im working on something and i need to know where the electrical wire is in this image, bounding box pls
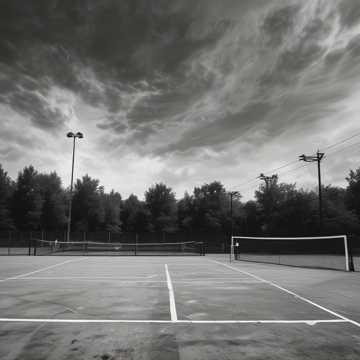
[320,131,360,152]
[229,132,360,195]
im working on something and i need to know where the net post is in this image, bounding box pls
[230,236,233,262]
[343,235,350,272]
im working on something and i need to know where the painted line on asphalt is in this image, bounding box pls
[0,318,348,325]
[3,275,159,281]
[165,264,178,321]
[211,260,360,329]
[0,258,88,283]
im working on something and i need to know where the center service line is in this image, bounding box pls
[211,260,360,329]
[165,264,178,322]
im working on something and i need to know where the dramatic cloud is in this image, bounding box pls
[1,0,360,199]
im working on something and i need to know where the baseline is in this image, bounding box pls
[0,318,348,325]
[211,260,360,328]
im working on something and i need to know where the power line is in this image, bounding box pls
[229,131,360,194]
[320,131,360,151]
[229,159,300,191]
[277,163,311,177]
[326,141,360,157]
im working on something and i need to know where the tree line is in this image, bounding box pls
[1,163,360,238]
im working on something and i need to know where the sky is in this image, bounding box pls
[1,0,360,200]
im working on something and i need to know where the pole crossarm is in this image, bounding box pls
[299,151,324,163]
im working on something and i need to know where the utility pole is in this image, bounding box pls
[66,131,84,242]
[258,173,278,190]
[299,150,325,234]
[258,173,278,233]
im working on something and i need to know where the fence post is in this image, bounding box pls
[135,233,138,256]
[28,231,32,256]
[8,230,11,255]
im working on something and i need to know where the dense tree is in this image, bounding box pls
[11,166,43,230]
[346,168,360,220]
[177,191,194,230]
[0,161,359,238]
[242,200,262,235]
[0,164,15,230]
[323,185,360,235]
[190,181,230,232]
[71,175,104,231]
[37,172,67,230]
[121,194,150,233]
[145,183,177,232]
[100,189,122,232]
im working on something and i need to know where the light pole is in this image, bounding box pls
[299,150,325,234]
[66,131,83,242]
[229,191,240,261]
[229,191,240,237]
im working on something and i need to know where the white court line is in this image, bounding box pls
[1,279,166,284]
[0,318,348,325]
[165,264,178,321]
[2,275,158,280]
[0,258,88,283]
[211,260,360,328]
[3,278,260,285]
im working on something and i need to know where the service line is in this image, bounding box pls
[211,260,360,329]
[165,264,178,322]
[0,258,88,283]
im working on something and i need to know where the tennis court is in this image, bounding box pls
[1,254,360,359]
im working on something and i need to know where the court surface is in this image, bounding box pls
[0,255,360,359]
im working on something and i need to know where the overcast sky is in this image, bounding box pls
[1,0,360,200]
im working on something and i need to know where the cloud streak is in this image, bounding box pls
[1,0,360,199]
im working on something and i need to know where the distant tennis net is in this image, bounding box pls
[32,239,205,256]
[230,235,351,271]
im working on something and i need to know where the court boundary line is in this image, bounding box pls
[165,264,178,321]
[0,318,348,325]
[0,275,159,280]
[1,277,261,284]
[211,260,360,328]
[0,258,88,283]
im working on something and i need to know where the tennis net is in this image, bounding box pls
[230,235,351,271]
[32,239,205,256]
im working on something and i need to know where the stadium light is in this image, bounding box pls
[66,131,84,242]
[299,150,325,234]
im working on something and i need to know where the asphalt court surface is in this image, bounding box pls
[0,255,360,359]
